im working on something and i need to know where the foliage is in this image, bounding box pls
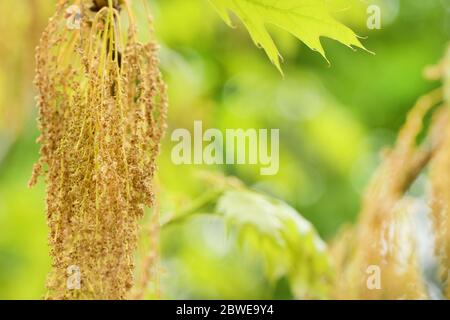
[157,175,332,299]
[208,0,367,73]
[217,189,332,298]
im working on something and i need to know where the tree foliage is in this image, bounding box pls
[209,0,367,73]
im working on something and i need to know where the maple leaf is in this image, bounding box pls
[209,0,368,73]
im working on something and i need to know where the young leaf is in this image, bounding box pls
[217,190,333,298]
[208,0,367,73]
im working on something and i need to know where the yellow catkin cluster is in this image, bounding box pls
[30,0,167,299]
[132,194,161,299]
[332,84,446,299]
[429,47,450,299]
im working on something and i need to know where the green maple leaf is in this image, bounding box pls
[209,0,368,73]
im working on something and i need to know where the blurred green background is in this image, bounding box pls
[0,0,448,299]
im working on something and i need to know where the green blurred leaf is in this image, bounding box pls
[208,0,367,73]
[216,189,333,298]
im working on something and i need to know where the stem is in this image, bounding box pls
[160,188,225,227]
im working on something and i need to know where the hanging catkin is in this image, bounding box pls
[0,0,50,143]
[331,87,445,299]
[30,0,167,299]
[429,46,450,299]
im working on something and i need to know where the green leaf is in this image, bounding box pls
[216,190,333,299]
[208,0,368,73]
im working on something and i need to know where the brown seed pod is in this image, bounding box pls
[30,0,167,299]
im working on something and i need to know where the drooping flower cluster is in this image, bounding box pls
[30,0,167,299]
[429,47,450,299]
[0,1,52,145]
[331,47,450,299]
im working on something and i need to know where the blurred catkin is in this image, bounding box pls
[331,46,450,299]
[30,0,167,299]
[0,1,52,154]
[430,46,450,299]
[331,77,446,300]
